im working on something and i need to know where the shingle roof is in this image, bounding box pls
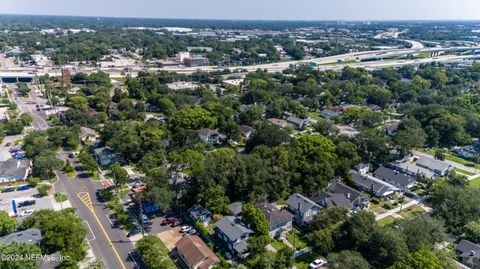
[0,159,31,180]
[416,157,451,173]
[255,203,293,227]
[310,191,353,209]
[374,166,412,188]
[0,228,42,245]
[286,116,309,126]
[175,235,219,269]
[93,146,116,156]
[79,126,97,138]
[214,216,253,242]
[351,170,399,196]
[456,239,480,257]
[227,202,243,216]
[286,193,320,214]
[328,181,367,205]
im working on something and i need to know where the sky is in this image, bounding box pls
[2,0,480,21]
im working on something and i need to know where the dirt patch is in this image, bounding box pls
[157,226,182,250]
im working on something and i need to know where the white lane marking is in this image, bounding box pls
[83,220,96,241]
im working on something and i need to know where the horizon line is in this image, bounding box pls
[1,13,480,23]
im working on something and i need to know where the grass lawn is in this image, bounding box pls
[307,111,322,122]
[86,171,101,181]
[378,216,396,226]
[54,192,69,203]
[293,251,318,269]
[66,170,77,177]
[271,241,288,251]
[287,229,309,250]
[455,168,475,176]
[469,176,480,187]
[399,204,425,219]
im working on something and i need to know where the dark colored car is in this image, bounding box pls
[68,153,75,158]
[1,188,15,193]
[16,185,32,191]
[127,227,141,237]
[161,216,179,226]
[18,200,36,208]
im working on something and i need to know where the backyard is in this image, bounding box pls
[286,229,309,250]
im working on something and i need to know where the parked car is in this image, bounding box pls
[18,200,36,208]
[309,259,327,269]
[68,153,75,158]
[161,216,179,226]
[18,209,34,217]
[1,188,15,193]
[180,226,192,233]
[172,219,182,227]
[16,185,32,191]
[187,229,197,235]
[127,227,141,237]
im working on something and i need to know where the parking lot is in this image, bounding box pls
[0,135,23,161]
[0,188,59,218]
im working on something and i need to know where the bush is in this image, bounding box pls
[27,178,41,187]
[54,193,69,203]
[371,197,381,204]
[37,185,51,196]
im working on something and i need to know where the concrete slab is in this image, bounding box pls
[157,226,182,251]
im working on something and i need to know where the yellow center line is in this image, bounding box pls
[77,192,127,269]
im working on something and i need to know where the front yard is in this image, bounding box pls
[286,229,309,250]
[398,204,425,219]
[293,251,319,269]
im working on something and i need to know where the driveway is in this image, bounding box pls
[157,226,182,251]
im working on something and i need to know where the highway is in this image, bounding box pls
[8,85,137,269]
[1,44,479,79]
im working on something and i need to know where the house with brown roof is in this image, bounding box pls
[175,235,220,269]
[256,203,294,238]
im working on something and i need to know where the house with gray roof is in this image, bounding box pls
[78,126,98,144]
[239,125,255,140]
[94,146,118,166]
[320,109,341,119]
[286,193,321,225]
[310,191,353,209]
[214,216,254,258]
[351,170,399,198]
[374,166,415,192]
[197,128,226,145]
[456,239,480,269]
[227,202,243,216]
[255,203,293,238]
[415,156,453,177]
[285,116,310,129]
[328,182,370,209]
[389,160,437,179]
[187,204,212,226]
[0,159,32,184]
[0,228,42,245]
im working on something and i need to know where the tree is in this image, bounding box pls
[364,227,408,268]
[434,149,445,161]
[313,118,339,136]
[293,135,338,194]
[312,207,348,230]
[338,211,377,250]
[16,82,31,96]
[110,164,128,193]
[394,126,426,157]
[63,161,75,174]
[245,122,290,152]
[387,249,444,269]
[241,203,270,237]
[464,220,480,243]
[312,228,334,255]
[136,235,176,269]
[20,209,87,261]
[33,151,63,179]
[4,120,24,135]
[19,113,33,126]
[67,95,89,111]
[78,151,98,172]
[0,242,41,268]
[201,185,230,214]
[327,250,371,269]
[247,235,271,256]
[169,106,217,130]
[396,215,447,252]
[0,210,16,236]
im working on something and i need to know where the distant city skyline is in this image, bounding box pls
[3,0,480,21]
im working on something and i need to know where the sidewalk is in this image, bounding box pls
[375,198,422,221]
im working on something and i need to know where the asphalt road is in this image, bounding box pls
[10,86,138,269]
